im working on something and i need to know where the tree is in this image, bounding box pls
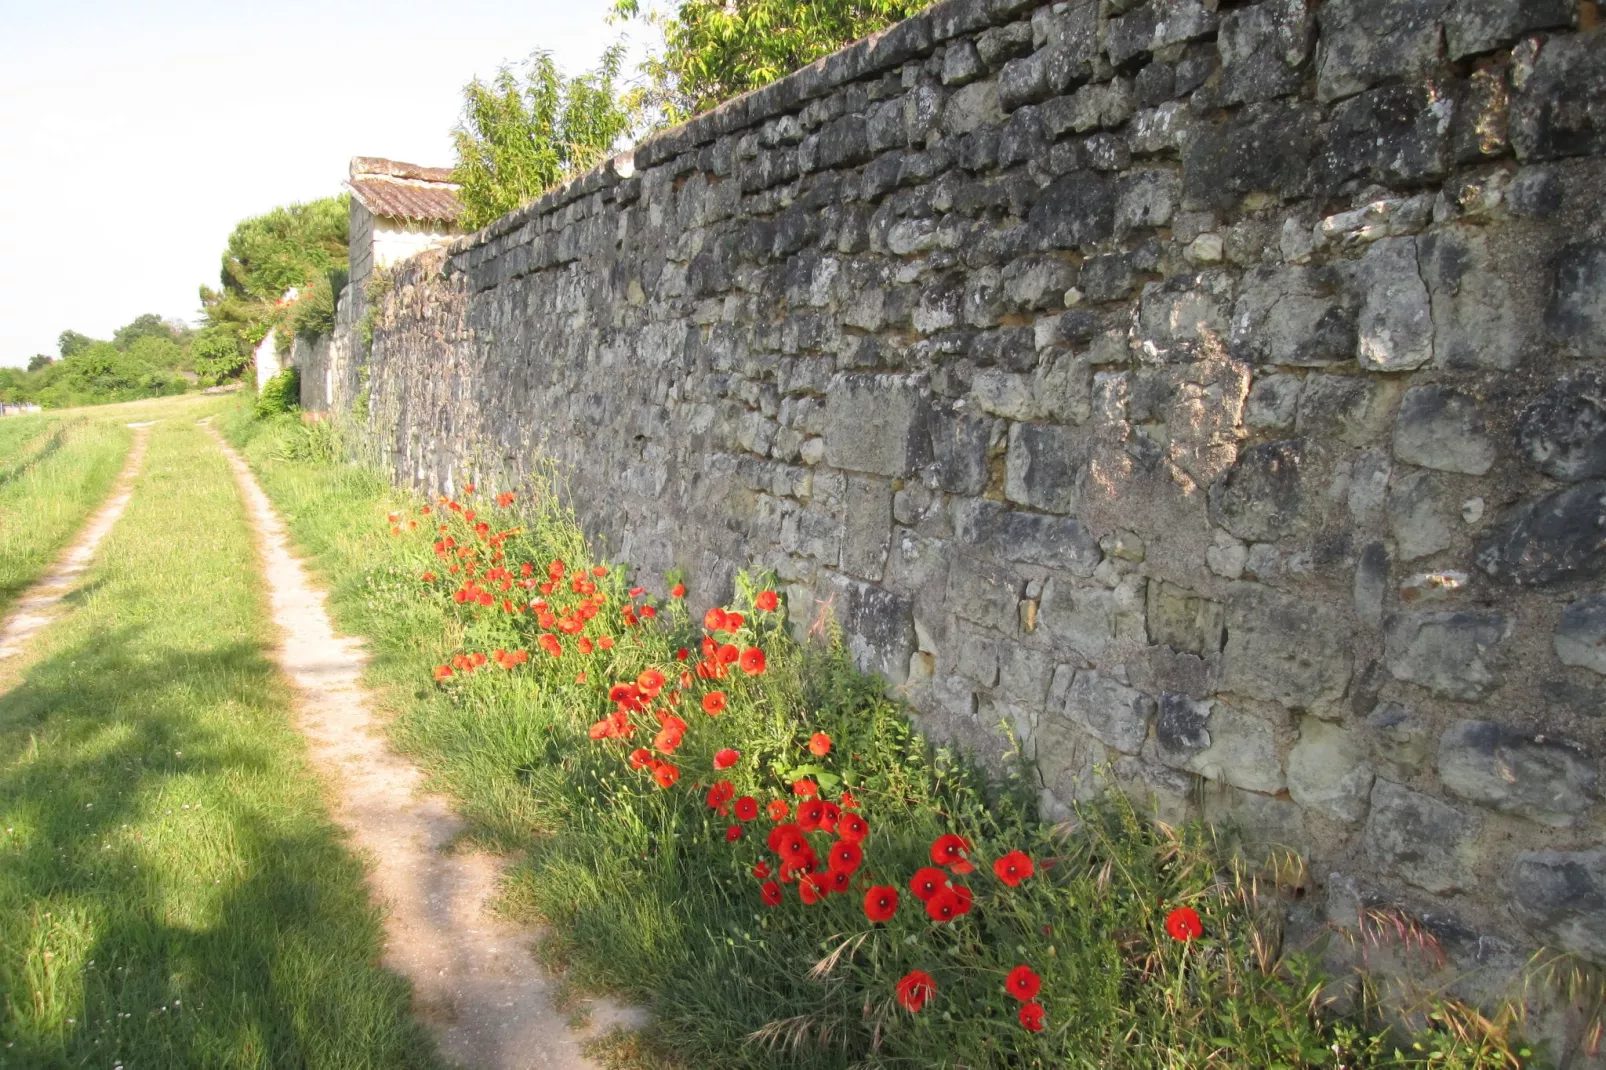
[26,354,54,372]
[191,329,250,382]
[452,47,638,230]
[112,313,187,350]
[58,330,98,358]
[201,197,348,353]
[614,0,930,120]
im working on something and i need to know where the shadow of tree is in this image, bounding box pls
[0,622,442,1069]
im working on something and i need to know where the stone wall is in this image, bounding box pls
[293,284,361,415]
[355,0,1606,996]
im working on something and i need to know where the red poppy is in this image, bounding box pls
[755,590,778,611]
[807,732,832,757]
[577,637,594,655]
[704,607,728,632]
[670,583,685,598]
[651,763,680,789]
[702,692,727,715]
[628,748,651,770]
[767,800,789,822]
[421,571,437,583]
[539,634,562,658]
[930,834,975,874]
[739,647,766,675]
[716,643,740,666]
[863,885,898,923]
[840,790,861,810]
[598,636,615,650]
[752,861,771,879]
[796,799,825,832]
[725,611,744,630]
[653,727,681,755]
[734,796,759,821]
[726,825,742,842]
[1005,965,1042,1002]
[433,665,453,681]
[676,647,689,660]
[895,970,935,1013]
[637,668,666,695]
[463,483,476,494]
[1165,906,1203,942]
[714,748,740,770]
[909,867,949,902]
[593,565,607,577]
[924,886,971,923]
[760,881,783,906]
[1018,1002,1045,1032]
[826,869,852,895]
[792,779,818,797]
[837,813,869,844]
[818,801,840,833]
[707,780,735,810]
[798,873,825,905]
[770,824,808,860]
[827,840,862,874]
[993,850,1035,887]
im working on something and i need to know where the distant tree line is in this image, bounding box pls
[4,314,194,408]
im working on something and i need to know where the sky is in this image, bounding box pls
[0,0,635,367]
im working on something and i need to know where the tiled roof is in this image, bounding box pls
[347,157,464,225]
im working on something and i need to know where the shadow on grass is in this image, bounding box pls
[0,421,69,492]
[0,623,440,1070]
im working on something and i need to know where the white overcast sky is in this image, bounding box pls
[0,0,633,366]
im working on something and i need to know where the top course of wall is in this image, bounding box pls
[357,0,1606,990]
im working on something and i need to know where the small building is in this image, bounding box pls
[345,157,466,301]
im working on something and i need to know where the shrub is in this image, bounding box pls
[254,367,300,418]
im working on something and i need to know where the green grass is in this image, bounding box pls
[0,414,59,468]
[0,413,440,1069]
[223,407,1532,1070]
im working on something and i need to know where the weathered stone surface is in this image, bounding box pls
[1367,701,1435,776]
[1231,265,1357,367]
[1544,241,1606,356]
[946,554,1023,633]
[824,373,929,476]
[1355,541,1389,628]
[1244,374,1301,429]
[1517,370,1606,482]
[1366,780,1480,893]
[1029,171,1116,248]
[1210,440,1310,542]
[944,80,1005,134]
[1153,699,1285,793]
[1147,580,1225,655]
[1419,224,1541,371]
[957,632,1001,684]
[1217,0,1313,105]
[1510,30,1606,161]
[1040,579,1116,659]
[1156,690,1212,755]
[1509,849,1606,963]
[1107,0,1220,66]
[1298,374,1400,447]
[1446,0,1570,58]
[1555,594,1606,676]
[1222,582,1353,711]
[955,499,1104,574]
[1060,669,1156,754]
[1288,719,1374,823]
[1392,385,1495,476]
[1476,482,1606,588]
[1320,83,1454,189]
[827,572,916,683]
[842,475,894,580]
[1438,719,1599,827]
[1182,101,1315,210]
[1005,422,1082,513]
[1384,610,1512,700]
[927,408,992,494]
[1316,0,1449,102]
[1354,237,1434,371]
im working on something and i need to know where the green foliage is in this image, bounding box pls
[254,366,300,418]
[616,0,931,120]
[56,330,96,358]
[200,196,349,355]
[452,47,638,230]
[25,355,53,373]
[111,312,190,351]
[190,328,249,383]
[8,313,199,407]
[286,266,349,343]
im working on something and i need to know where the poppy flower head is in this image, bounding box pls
[863,885,899,923]
[755,589,779,612]
[798,873,825,905]
[909,867,949,902]
[734,796,759,821]
[1005,965,1042,1002]
[637,668,666,696]
[713,748,740,770]
[670,583,685,598]
[826,869,851,894]
[993,850,1035,887]
[716,643,740,667]
[924,886,970,922]
[725,825,742,842]
[895,970,935,1013]
[759,880,783,907]
[651,763,680,789]
[792,779,818,797]
[433,665,453,681]
[739,647,766,675]
[766,800,790,822]
[827,839,862,874]
[817,801,840,833]
[724,611,744,630]
[931,833,975,874]
[703,607,728,632]
[1018,1002,1045,1032]
[1165,906,1203,942]
[707,780,735,810]
[701,691,727,716]
[752,860,771,879]
[628,748,651,770]
[837,813,869,844]
[796,799,826,832]
[840,790,861,810]
[807,732,832,757]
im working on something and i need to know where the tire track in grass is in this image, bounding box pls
[0,422,151,660]
[207,422,640,1070]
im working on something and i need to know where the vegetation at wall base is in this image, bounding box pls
[224,404,1539,1070]
[254,367,301,419]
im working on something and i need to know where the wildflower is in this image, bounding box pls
[796,799,825,832]
[593,565,606,577]
[701,691,727,715]
[713,748,740,770]
[463,482,476,494]
[725,825,742,842]
[725,612,744,630]
[716,643,740,666]
[931,834,975,874]
[640,605,657,619]
[637,668,666,696]
[598,636,614,650]
[895,970,935,1013]
[704,607,728,632]
[818,801,840,833]
[496,491,515,507]
[807,732,831,757]
[924,885,972,923]
[433,665,453,681]
[628,748,651,770]
[707,780,735,810]
[670,583,685,598]
[760,880,783,906]
[863,885,899,923]
[651,763,680,789]
[1005,965,1042,1002]
[755,590,778,611]
[740,647,766,675]
[752,861,770,879]
[539,634,562,658]
[676,647,689,661]
[837,813,869,844]
[421,571,436,583]
[629,586,646,597]
[994,850,1035,887]
[1018,1002,1045,1032]
[771,825,809,863]
[577,637,594,655]
[792,779,818,797]
[1165,906,1203,942]
[734,796,758,821]
[766,800,789,822]
[909,867,948,902]
[840,790,860,810]
[827,840,862,874]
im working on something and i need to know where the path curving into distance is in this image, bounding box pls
[0,421,154,660]
[208,421,641,1070]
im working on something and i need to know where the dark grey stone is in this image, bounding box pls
[1156,691,1211,755]
[1510,849,1606,963]
[1028,170,1116,248]
[1507,165,1564,218]
[1182,100,1316,211]
[946,553,1023,632]
[1451,69,1510,162]
[1510,29,1606,161]
[956,500,1104,574]
[1556,594,1606,676]
[829,571,917,683]
[943,40,986,85]
[1080,253,1137,303]
[1447,0,1571,58]
[1298,374,1398,447]
[1210,440,1309,542]
[1393,386,1495,476]
[1518,370,1606,482]
[977,21,1034,68]
[823,373,931,477]
[1476,482,1606,588]
[1107,0,1220,66]
[1366,780,1480,893]
[927,407,992,495]
[1355,541,1390,628]
[1005,422,1083,513]
[1320,83,1455,190]
[1316,0,1450,102]
[1232,265,1357,367]
[1135,60,1175,106]
[1545,242,1606,356]
[1384,610,1513,700]
[1218,0,1314,105]
[1438,719,1599,826]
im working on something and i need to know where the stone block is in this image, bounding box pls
[1028,171,1117,249]
[1107,0,1220,66]
[1355,541,1389,629]
[1231,265,1357,367]
[1438,719,1598,827]
[1244,375,1301,430]
[1298,374,1401,448]
[841,475,893,581]
[1040,579,1115,660]
[1365,779,1480,894]
[1518,370,1606,482]
[1392,386,1495,476]
[1556,595,1606,676]
[1210,440,1310,542]
[942,40,986,85]
[823,373,929,477]
[1384,610,1512,700]
[1222,582,1353,712]
[957,633,1001,685]
[946,554,1022,633]
[1147,580,1225,655]
[1320,83,1454,190]
[1354,237,1434,371]
[1510,30,1606,161]
[1544,241,1606,357]
[999,644,1055,707]
[955,498,1104,575]
[1113,169,1181,236]
[1451,69,1510,162]
[1315,0,1450,102]
[1005,422,1082,514]
[1387,468,1459,562]
[1476,481,1606,589]
[926,407,992,495]
[826,571,916,684]
[1446,0,1570,58]
[943,80,1005,135]
[1509,849,1606,963]
[1366,701,1435,777]
[1152,698,1285,793]
[1420,224,1544,372]
[1060,669,1156,755]
[1288,719,1374,823]
[1182,100,1316,211]
[1217,0,1314,105]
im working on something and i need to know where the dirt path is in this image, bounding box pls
[209,424,640,1070]
[0,422,153,660]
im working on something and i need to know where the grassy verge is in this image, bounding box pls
[0,415,440,1069]
[224,407,1530,1070]
[0,414,59,469]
